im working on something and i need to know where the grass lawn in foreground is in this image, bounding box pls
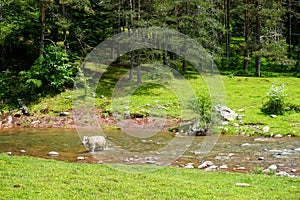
[0,154,299,199]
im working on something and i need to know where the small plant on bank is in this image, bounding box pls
[252,167,264,175]
[261,84,286,115]
[189,92,213,126]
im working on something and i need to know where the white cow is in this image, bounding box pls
[82,136,108,153]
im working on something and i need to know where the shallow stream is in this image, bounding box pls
[0,128,299,175]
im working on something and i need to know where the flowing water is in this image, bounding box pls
[0,128,299,175]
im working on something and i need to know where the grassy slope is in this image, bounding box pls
[0,154,299,199]
[29,67,300,136]
[223,76,300,136]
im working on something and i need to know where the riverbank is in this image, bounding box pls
[1,76,299,136]
[0,110,182,130]
[0,153,299,199]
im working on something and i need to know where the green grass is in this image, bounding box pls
[0,153,299,199]
[223,76,300,136]
[28,66,300,136]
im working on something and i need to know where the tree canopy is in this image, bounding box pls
[0,0,300,108]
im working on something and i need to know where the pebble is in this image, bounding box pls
[203,161,214,166]
[59,112,69,117]
[235,166,246,170]
[276,171,290,177]
[268,164,277,170]
[219,165,228,169]
[184,163,194,168]
[31,120,40,125]
[77,156,85,161]
[20,150,26,153]
[241,143,251,147]
[235,183,250,187]
[274,134,282,138]
[204,165,218,171]
[254,138,270,142]
[294,148,300,152]
[47,151,59,156]
[146,160,156,164]
[198,163,207,169]
[291,169,296,173]
[6,152,12,156]
[270,114,277,118]
[198,161,214,169]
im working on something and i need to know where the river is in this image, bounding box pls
[0,128,299,175]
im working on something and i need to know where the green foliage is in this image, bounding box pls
[188,92,212,126]
[20,45,75,94]
[261,84,286,115]
[252,167,264,175]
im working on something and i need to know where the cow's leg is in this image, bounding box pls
[90,145,95,153]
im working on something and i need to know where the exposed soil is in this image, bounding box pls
[0,110,182,130]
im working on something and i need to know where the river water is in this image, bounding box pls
[0,128,299,175]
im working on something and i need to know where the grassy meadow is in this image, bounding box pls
[0,154,299,199]
[30,65,300,136]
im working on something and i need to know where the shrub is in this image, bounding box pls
[189,92,213,126]
[261,84,286,115]
[19,45,76,96]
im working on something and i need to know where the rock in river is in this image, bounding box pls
[48,151,59,156]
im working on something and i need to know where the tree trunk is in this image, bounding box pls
[61,3,67,51]
[116,0,121,63]
[288,0,292,58]
[243,0,249,71]
[0,4,5,66]
[137,50,142,85]
[225,0,231,59]
[111,40,115,60]
[255,1,261,77]
[129,51,134,81]
[255,56,261,77]
[137,0,141,21]
[182,37,187,71]
[40,1,46,56]
[297,41,300,69]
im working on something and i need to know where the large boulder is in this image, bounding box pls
[213,105,238,121]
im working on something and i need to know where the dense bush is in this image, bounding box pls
[0,45,77,108]
[261,84,286,115]
[18,45,77,97]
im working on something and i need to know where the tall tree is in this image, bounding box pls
[225,0,231,59]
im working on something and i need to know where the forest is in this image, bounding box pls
[0,0,300,109]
